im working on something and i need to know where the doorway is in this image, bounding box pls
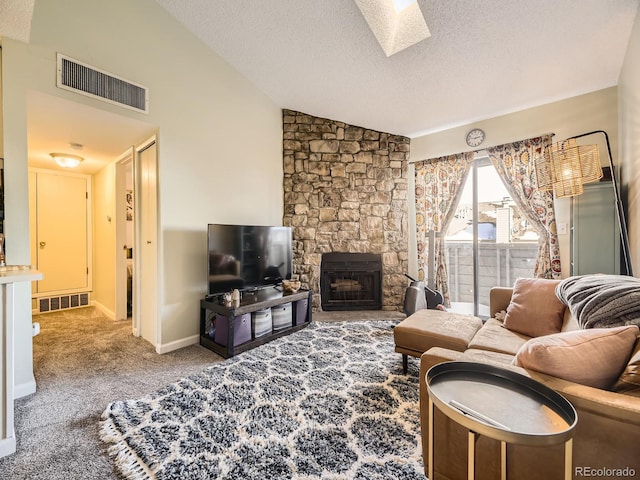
[115,148,134,322]
[114,137,159,348]
[26,92,158,345]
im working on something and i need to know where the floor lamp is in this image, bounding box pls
[535,130,633,276]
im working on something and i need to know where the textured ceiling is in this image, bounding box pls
[0,0,34,43]
[1,0,638,173]
[155,0,639,137]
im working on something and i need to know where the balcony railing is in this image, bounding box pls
[445,241,538,316]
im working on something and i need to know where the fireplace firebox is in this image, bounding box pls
[320,252,382,310]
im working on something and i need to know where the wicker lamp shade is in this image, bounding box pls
[536,139,603,199]
[574,142,603,184]
[553,177,584,198]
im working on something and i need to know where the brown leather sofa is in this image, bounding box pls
[419,287,640,480]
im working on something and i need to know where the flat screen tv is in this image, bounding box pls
[207,224,292,295]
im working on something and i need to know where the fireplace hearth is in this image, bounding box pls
[320,252,382,311]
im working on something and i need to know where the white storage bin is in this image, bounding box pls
[252,308,272,338]
[272,303,293,331]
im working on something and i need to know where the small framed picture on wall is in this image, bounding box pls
[126,190,133,221]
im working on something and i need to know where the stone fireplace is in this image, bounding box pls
[282,110,409,310]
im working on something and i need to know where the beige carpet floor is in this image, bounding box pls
[0,306,403,479]
[0,307,222,479]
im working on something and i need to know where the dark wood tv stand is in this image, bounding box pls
[199,287,312,358]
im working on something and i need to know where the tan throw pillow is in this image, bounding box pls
[612,336,640,397]
[513,325,639,389]
[503,278,566,337]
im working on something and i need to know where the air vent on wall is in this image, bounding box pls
[37,293,90,314]
[56,53,149,113]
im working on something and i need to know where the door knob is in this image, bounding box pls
[147,240,152,244]
[39,241,46,248]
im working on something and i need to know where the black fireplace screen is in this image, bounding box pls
[320,252,382,310]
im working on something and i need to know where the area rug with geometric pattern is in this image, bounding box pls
[100,320,427,480]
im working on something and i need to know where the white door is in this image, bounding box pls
[31,170,90,294]
[136,139,158,347]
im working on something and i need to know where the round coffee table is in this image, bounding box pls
[426,361,577,480]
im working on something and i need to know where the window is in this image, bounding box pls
[444,157,539,317]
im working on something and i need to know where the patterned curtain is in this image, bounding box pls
[486,135,561,278]
[414,152,474,306]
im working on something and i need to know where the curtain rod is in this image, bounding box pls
[472,132,556,154]
[410,132,557,162]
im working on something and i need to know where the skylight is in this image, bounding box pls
[354,0,430,57]
[392,0,416,13]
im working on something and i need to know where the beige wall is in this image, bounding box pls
[619,9,640,276]
[408,87,619,280]
[2,0,283,388]
[93,164,117,317]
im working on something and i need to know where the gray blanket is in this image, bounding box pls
[555,274,640,329]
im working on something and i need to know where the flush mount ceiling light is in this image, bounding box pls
[354,0,430,57]
[50,152,84,168]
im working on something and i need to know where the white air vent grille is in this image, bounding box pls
[38,293,90,313]
[57,54,148,113]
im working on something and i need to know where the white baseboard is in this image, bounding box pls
[14,378,36,399]
[0,436,16,458]
[93,301,115,320]
[156,334,199,354]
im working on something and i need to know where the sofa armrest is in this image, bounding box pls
[420,347,465,377]
[490,287,512,317]
[527,370,640,426]
[419,348,465,421]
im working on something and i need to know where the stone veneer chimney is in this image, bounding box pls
[282,110,409,310]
